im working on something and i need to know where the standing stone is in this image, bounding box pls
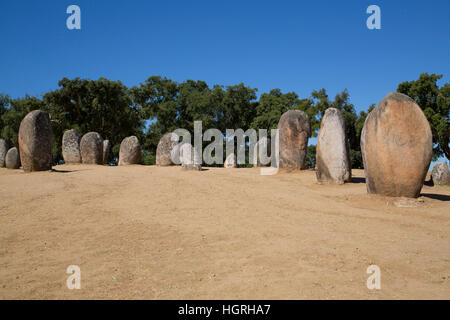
[156,132,179,166]
[118,136,141,165]
[278,110,311,169]
[224,153,237,168]
[180,143,202,170]
[431,162,450,185]
[316,108,351,184]
[18,110,53,172]
[62,129,81,164]
[361,92,432,198]
[252,137,272,167]
[5,147,20,169]
[0,139,8,168]
[103,140,111,165]
[80,132,103,164]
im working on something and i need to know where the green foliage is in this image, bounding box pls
[131,77,258,159]
[0,73,447,168]
[397,73,449,161]
[1,95,47,149]
[251,89,304,130]
[44,77,144,163]
[305,145,316,169]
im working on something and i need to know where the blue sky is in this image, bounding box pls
[0,0,448,115]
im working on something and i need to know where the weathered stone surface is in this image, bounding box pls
[18,110,53,172]
[118,136,141,165]
[278,110,311,169]
[103,140,111,165]
[361,92,432,198]
[156,133,179,166]
[80,132,103,164]
[62,129,81,164]
[316,108,351,184]
[180,143,202,170]
[0,139,8,168]
[252,137,271,167]
[431,162,450,185]
[5,147,20,169]
[224,153,237,168]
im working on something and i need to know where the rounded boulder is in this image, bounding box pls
[118,136,141,165]
[156,133,179,166]
[5,147,20,169]
[431,162,450,186]
[361,92,432,198]
[18,110,53,172]
[80,132,103,164]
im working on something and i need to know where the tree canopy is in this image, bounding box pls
[397,73,449,161]
[0,72,447,167]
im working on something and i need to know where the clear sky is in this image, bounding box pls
[0,0,449,115]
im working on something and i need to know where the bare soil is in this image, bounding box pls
[0,165,449,299]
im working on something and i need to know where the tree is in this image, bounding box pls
[44,77,144,163]
[1,95,47,149]
[397,73,449,161]
[252,89,306,130]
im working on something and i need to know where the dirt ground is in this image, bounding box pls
[0,165,449,299]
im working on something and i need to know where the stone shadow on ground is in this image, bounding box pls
[351,177,366,184]
[421,193,450,202]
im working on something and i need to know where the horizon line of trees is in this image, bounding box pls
[0,73,448,167]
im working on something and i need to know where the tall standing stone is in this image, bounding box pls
[180,143,202,170]
[431,162,450,185]
[62,129,81,164]
[5,147,20,169]
[0,139,8,168]
[361,92,432,198]
[316,108,351,184]
[278,110,311,169]
[118,136,141,165]
[18,110,53,172]
[156,132,179,166]
[80,132,103,164]
[103,140,111,165]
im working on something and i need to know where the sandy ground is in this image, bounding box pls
[0,165,449,300]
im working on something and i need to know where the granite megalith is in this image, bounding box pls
[431,162,450,185]
[278,110,311,169]
[156,132,179,166]
[361,92,432,198]
[80,132,103,164]
[0,139,8,168]
[18,110,53,172]
[118,136,141,165]
[316,108,351,184]
[5,147,20,169]
[62,129,81,164]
